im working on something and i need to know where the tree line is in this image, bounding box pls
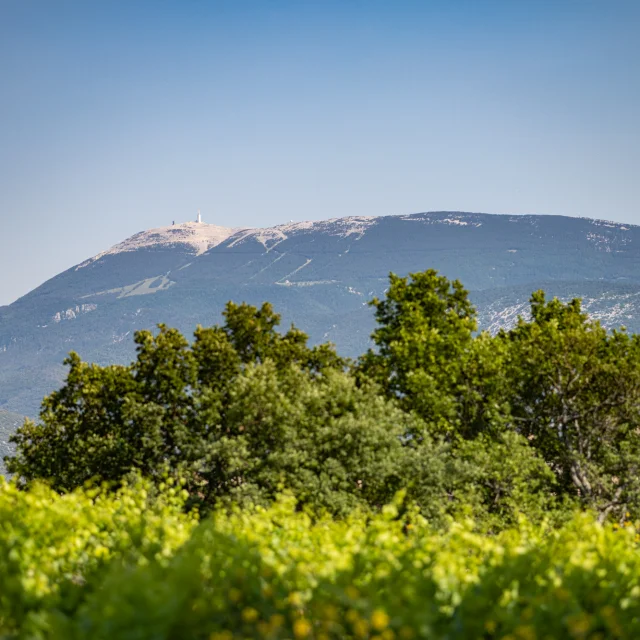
[7,269,640,528]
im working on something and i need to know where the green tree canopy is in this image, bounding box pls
[357,269,510,439]
[9,272,640,526]
[503,291,640,522]
[6,302,345,499]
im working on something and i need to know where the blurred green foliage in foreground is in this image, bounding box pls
[1,480,639,639]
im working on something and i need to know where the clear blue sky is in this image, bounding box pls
[1,0,639,305]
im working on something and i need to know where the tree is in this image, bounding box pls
[7,326,199,491]
[446,430,568,530]
[6,354,138,490]
[6,302,345,498]
[357,270,510,439]
[216,301,344,374]
[6,288,568,526]
[196,361,448,516]
[503,291,640,522]
[189,358,558,525]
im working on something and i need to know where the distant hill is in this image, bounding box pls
[3,211,640,417]
[0,410,24,475]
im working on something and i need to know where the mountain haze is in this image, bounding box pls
[3,211,640,416]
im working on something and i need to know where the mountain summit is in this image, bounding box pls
[3,211,640,416]
[77,221,242,265]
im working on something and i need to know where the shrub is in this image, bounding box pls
[0,487,629,639]
[0,476,195,638]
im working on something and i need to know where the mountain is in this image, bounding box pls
[3,211,640,417]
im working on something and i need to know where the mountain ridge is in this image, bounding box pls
[4,210,640,417]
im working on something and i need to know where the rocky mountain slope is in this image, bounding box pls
[3,211,640,417]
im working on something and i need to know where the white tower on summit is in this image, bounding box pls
[196,209,202,224]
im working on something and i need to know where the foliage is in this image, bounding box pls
[0,476,195,639]
[357,272,640,522]
[192,360,441,517]
[357,270,510,438]
[6,303,345,506]
[446,430,571,530]
[503,291,640,522]
[1,486,639,639]
[6,289,560,524]
[8,269,640,526]
[7,268,640,635]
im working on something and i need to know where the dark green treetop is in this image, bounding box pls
[357,269,510,439]
[503,291,640,522]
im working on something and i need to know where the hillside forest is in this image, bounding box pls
[4,269,640,639]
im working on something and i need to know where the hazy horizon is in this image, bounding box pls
[1,0,639,305]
